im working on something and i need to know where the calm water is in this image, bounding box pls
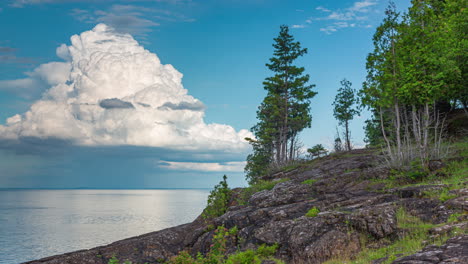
[0,189,210,264]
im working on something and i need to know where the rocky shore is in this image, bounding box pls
[25,149,467,264]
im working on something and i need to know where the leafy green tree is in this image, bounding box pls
[332,79,360,151]
[360,0,464,167]
[360,1,403,159]
[396,0,460,164]
[245,25,316,183]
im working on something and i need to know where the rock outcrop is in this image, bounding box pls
[393,235,468,263]
[24,149,467,264]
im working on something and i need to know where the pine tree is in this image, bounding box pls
[332,79,360,151]
[245,25,316,183]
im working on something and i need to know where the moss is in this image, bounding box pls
[301,179,317,185]
[305,206,320,217]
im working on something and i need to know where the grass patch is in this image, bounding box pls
[301,179,317,185]
[344,168,361,173]
[370,138,467,191]
[305,206,320,217]
[424,188,457,202]
[447,212,465,223]
[237,179,289,205]
[324,208,456,264]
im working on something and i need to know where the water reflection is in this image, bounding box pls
[0,189,209,264]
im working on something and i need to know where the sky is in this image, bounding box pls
[0,0,412,189]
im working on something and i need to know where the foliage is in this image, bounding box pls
[246,25,316,184]
[363,112,386,147]
[225,250,260,264]
[108,256,121,264]
[333,79,360,151]
[245,138,273,185]
[307,144,328,159]
[203,175,232,219]
[305,206,320,217]
[167,226,282,264]
[359,0,466,168]
[371,138,467,190]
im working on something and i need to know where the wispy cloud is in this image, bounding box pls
[316,6,331,13]
[308,0,378,34]
[159,161,246,172]
[0,46,35,64]
[70,4,193,38]
[10,0,192,8]
[292,24,306,29]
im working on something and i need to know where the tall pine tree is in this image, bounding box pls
[245,25,316,184]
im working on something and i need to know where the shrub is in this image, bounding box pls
[203,175,232,219]
[167,226,282,264]
[225,250,260,264]
[307,144,328,159]
[256,244,279,258]
[306,206,320,217]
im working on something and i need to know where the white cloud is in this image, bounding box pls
[159,161,246,172]
[0,61,71,99]
[349,0,377,13]
[316,6,331,13]
[292,24,306,29]
[0,24,252,152]
[309,0,378,34]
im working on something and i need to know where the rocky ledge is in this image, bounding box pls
[25,149,467,264]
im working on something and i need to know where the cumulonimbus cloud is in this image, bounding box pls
[0,24,252,152]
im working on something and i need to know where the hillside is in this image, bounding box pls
[26,142,467,264]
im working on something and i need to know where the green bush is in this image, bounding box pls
[256,244,279,258]
[167,226,282,264]
[203,175,232,219]
[226,250,260,264]
[306,207,320,217]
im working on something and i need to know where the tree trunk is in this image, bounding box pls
[379,107,393,158]
[345,120,351,151]
[394,101,402,162]
[289,133,296,161]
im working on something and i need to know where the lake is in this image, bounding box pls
[0,189,210,264]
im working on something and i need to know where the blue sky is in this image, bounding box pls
[0,0,411,188]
